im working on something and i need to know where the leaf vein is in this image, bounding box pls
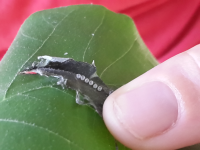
[82,9,106,61]
[0,118,71,143]
[4,9,75,99]
[2,85,74,102]
[42,13,55,28]
[100,38,138,78]
[20,29,43,42]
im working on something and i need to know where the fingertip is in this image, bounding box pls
[103,44,200,150]
[103,81,180,150]
[103,93,137,149]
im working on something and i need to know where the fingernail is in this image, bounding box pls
[114,81,178,139]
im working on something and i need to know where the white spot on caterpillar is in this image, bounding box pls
[81,75,85,80]
[97,86,102,91]
[89,80,94,85]
[38,55,69,63]
[85,78,89,83]
[93,84,98,89]
[76,74,81,79]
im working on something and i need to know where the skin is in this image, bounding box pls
[103,44,200,150]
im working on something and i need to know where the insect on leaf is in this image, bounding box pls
[20,55,114,116]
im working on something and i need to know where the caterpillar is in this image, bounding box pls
[20,55,113,116]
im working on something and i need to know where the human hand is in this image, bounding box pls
[103,44,200,150]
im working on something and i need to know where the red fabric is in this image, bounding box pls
[0,0,200,62]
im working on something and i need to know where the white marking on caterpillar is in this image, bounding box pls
[97,86,102,91]
[76,74,81,79]
[38,55,69,63]
[85,78,89,83]
[89,80,94,85]
[93,84,98,89]
[81,75,85,81]
[92,60,96,67]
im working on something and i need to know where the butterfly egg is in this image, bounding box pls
[76,74,81,79]
[89,80,94,85]
[81,75,85,80]
[97,86,102,91]
[93,84,98,89]
[85,78,89,83]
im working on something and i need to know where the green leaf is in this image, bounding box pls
[0,5,158,150]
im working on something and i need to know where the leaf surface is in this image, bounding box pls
[0,5,158,150]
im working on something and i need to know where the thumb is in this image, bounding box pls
[103,44,200,150]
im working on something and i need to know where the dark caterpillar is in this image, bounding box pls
[20,55,113,116]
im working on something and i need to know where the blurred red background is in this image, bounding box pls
[0,0,199,62]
